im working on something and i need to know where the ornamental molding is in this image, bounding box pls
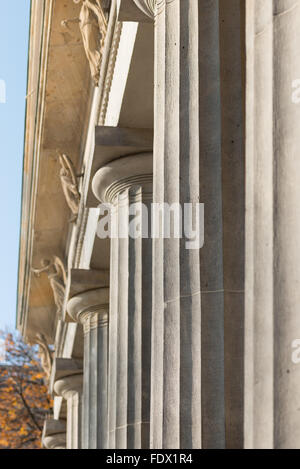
[98,20,122,125]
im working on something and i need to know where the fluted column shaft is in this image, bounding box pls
[150,0,201,449]
[67,288,109,449]
[245,0,274,449]
[245,0,300,449]
[54,374,83,449]
[273,0,300,449]
[92,152,153,449]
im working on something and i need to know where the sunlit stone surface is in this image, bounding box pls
[18,0,300,449]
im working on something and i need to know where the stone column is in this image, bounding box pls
[54,375,83,449]
[92,152,153,449]
[67,288,109,449]
[273,0,300,449]
[245,0,300,449]
[272,0,300,449]
[132,0,201,449]
[244,0,274,449]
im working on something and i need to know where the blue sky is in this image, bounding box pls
[0,0,30,330]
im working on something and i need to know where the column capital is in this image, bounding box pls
[67,288,109,332]
[54,374,83,400]
[92,152,153,204]
[50,357,83,395]
[42,419,66,450]
[63,268,109,322]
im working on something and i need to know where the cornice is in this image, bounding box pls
[17,0,53,338]
[18,0,113,342]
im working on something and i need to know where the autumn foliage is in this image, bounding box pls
[0,332,52,449]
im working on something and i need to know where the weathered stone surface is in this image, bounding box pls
[19,0,300,452]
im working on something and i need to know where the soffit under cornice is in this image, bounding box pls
[18,0,92,343]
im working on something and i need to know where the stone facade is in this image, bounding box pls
[17,0,300,449]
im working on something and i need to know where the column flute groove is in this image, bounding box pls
[199,0,225,449]
[219,0,245,448]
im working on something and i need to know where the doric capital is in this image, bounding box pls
[43,434,66,450]
[50,357,83,395]
[63,268,109,322]
[67,288,109,332]
[54,374,83,400]
[92,152,153,204]
[42,419,66,450]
